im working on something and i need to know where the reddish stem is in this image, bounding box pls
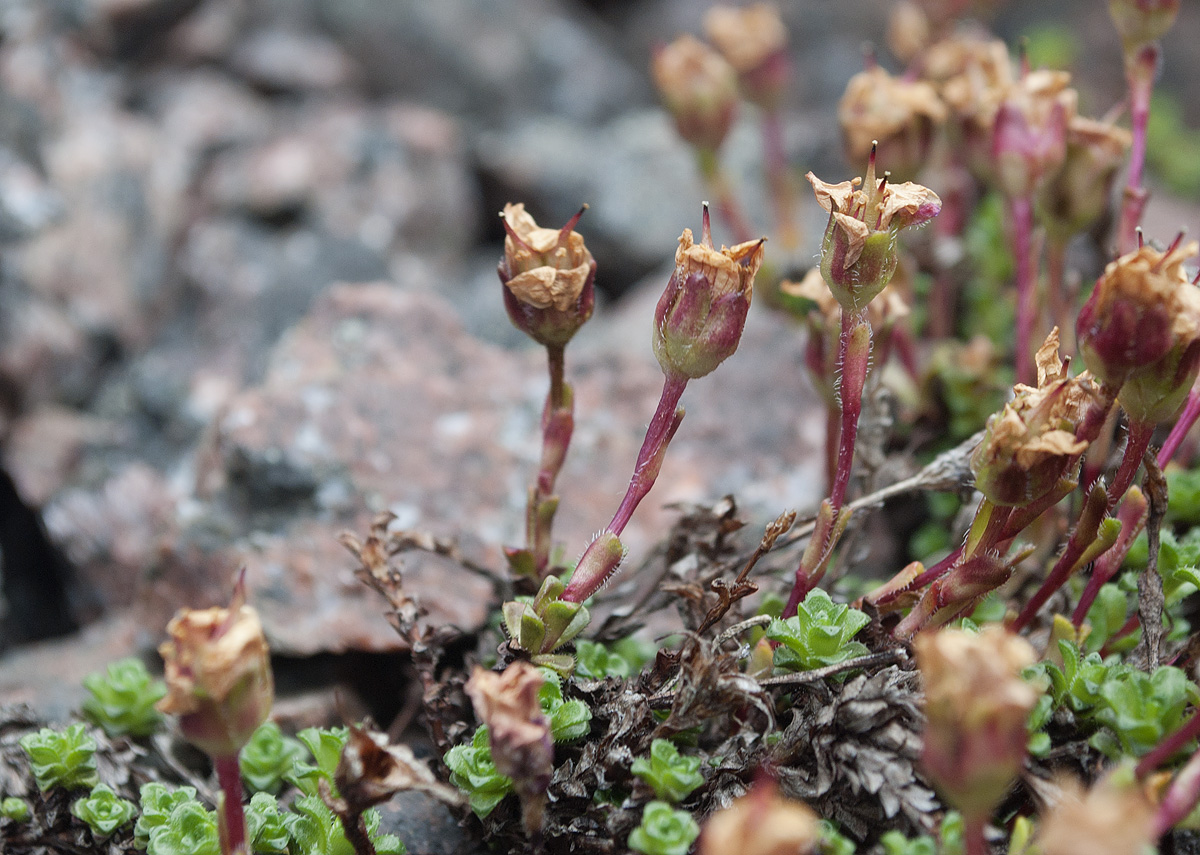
[1138,711,1200,780]
[830,311,871,510]
[1155,748,1200,837]
[1010,195,1037,385]
[607,372,688,537]
[215,753,247,855]
[1108,420,1155,506]
[1073,493,1148,626]
[1158,390,1200,468]
[964,815,988,855]
[1118,44,1158,255]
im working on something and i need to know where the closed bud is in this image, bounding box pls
[653,206,765,380]
[1109,0,1180,52]
[807,150,940,313]
[971,330,1094,507]
[992,70,1076,199]
[499,203,596,347]
[700,778,819,855]
[703,4,790,108]
[157,581,273,758]
[838,66,947,183]
[1038,116,1132,239]
[652,35,740,153]
[914,626,1038,822]
[1078,239,1200,422]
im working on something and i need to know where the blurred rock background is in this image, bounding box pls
[0,0,1195,727]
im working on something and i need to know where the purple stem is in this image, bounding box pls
[1138,711,1200,780]
[1010,195,1037,386]
[215,753,247,855]
[1118,44,1158,255]
[1158,390,1200,468]
[606,373,688,537]
[1108,420,1156,506]
[1155,747,1200,837]
[830,311,871,511]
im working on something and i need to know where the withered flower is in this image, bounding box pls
[465,662,553,834]
[1080,238,1200,422]
[806,151,941,313]
[886,1,932,64]
[703,4,790,108]
[1109,0,1180,52]
[838,66,947,182]
[335,723,462,815]
[936,37,1014,179]
[699,778,819,855]
[652,35,740,153]
[1039,116,1132,240]
[653,205,765,380]
[157,583,273,758]
[992,70,1077,199]
[914,626,1038,822]
[971,329,1094,507]
[499,203,596,347]
[1036,773,1156,855]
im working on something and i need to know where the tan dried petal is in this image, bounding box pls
[831,212,870,268]
[838,66,947,164]
[465,662,551,782]
[700,781,819,855]
[915,625,1037,731]
[501,203,593,311]
[805,173,858,215]
[1036,774,1155,855]
[1034,327,1067,386]
[158,604,271,717]
[675,228,765,299]
[876,181,943,231]
[337,724,463,812]
[703,4,788,75]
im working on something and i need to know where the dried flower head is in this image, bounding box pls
[500,203,596,347]
[914,626,1038,821]
[652,34,740,153]
[992,70,1077,199]
[1036,773,1155,855]
[886,1,932,64]
[806,149,941,313]
[838,66,947,182]
[936,37,1014,179]
[699,778,819,855]
[1078,238,1200,391]
[465,662,553,833]
[703,4,790,107]
[335,723,462,815]
[971,329,1095,507]
[157,581,273,758]
[1038,116,1132,239]
[1109,0,1180,52]
[653,205,765,380]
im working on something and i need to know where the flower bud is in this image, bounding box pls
[1038,116,1132,240]
[157,584,273,758]
[914,626,1038,822]
[499,203,596,348]
[1036,772,1155,855]
[653,206,765,380]
[703,4,790,109]
[699,778,819,855]
[652,35,740,153]
[838,66,947,183]
[971,330,1094,507]
[465,663,553,834]
[807,151,941,313]
[992,70,1076,199]
[1109,0,1180,52]
[1078,238,1200,396]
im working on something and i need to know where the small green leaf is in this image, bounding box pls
[81,658,166,738]
[630,739,704,804]
[767,590,871,673]
[818,819,857,855]
[443,727,514,818]
[286,727,349,797]
[628,801,699,855]
[1,797,30,822]
[136,782,199,849]
[72,783,136,837]
[19,723,99,792]
[246,792,290,854]
[240,722,308,794]
[146,800,220,855]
